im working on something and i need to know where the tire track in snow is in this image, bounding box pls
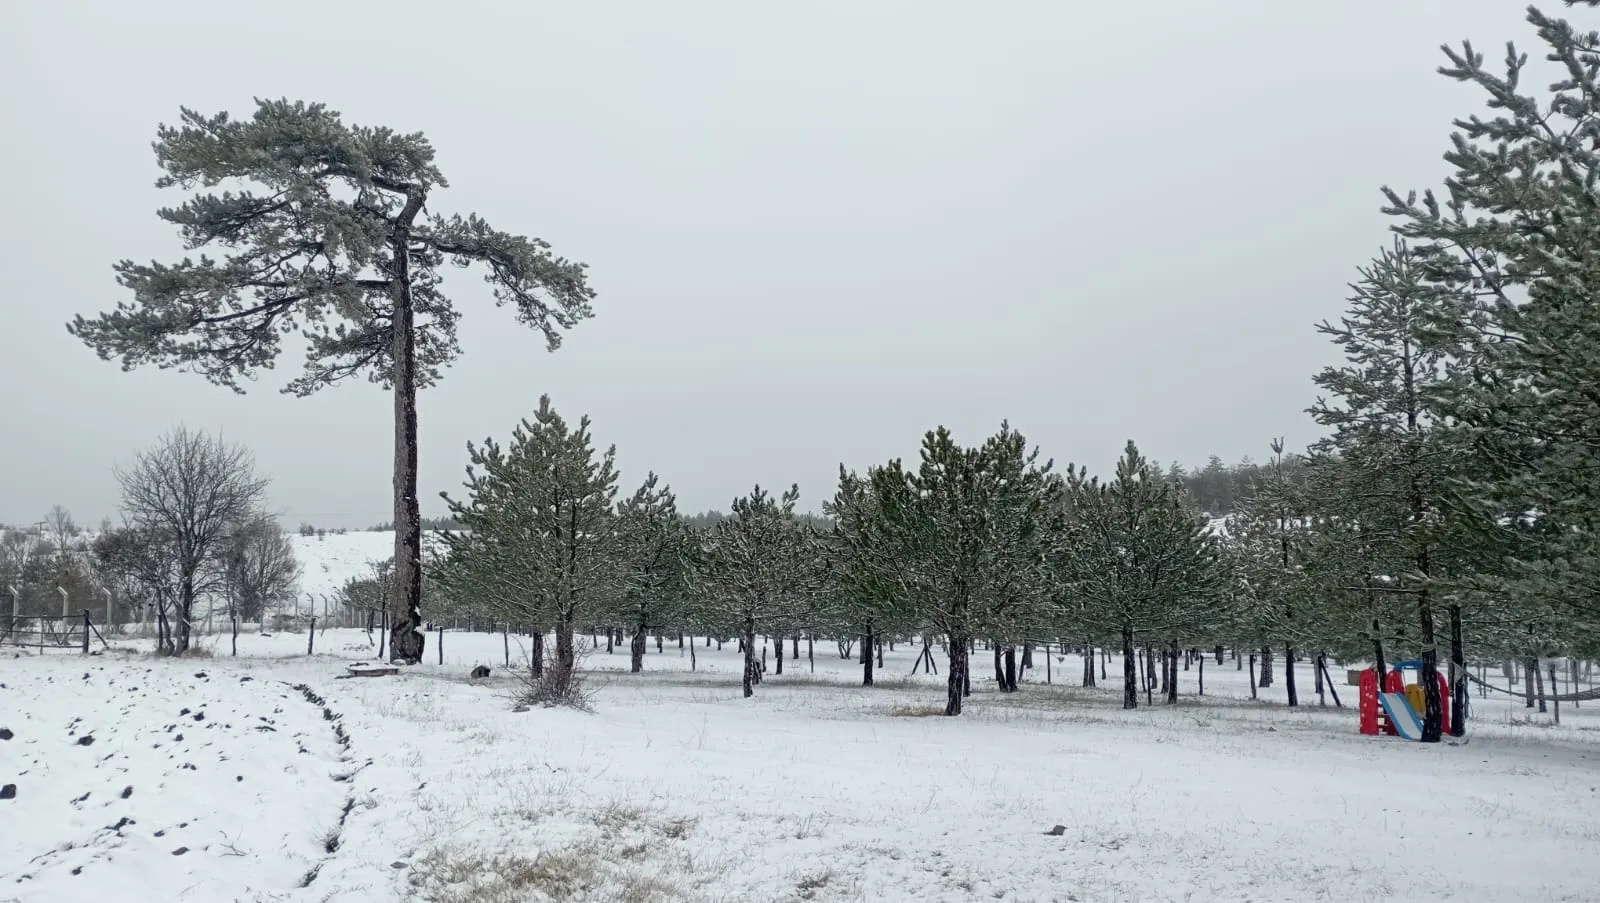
[287,682,369,892]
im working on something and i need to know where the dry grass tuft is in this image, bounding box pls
[412,847,598,903]
[888,704,948,718]
[795,869,834,899]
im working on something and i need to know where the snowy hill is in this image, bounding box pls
[290,530,396,600]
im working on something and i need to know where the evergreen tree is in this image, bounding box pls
[68,99,597,664]
[1056,441,1224,709]
[1306,241,1475,740]
[822,468,902,687]
[1294,454,1416,683]
[689,484,814,698]
[1225,440,1315,707]
[970,425,1064,693]
[438,396,619,690]
[1384,4,1600,662]
[613,473,693,673]
[854,425,1060,714]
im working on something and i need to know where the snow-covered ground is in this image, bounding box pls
[4,628,1599,903]
[290,530,398,601]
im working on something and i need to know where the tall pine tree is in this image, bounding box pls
[1385,3,1600,663]
[68,100,596,663]
[1307,241,1473,740]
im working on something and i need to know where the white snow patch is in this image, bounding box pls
[4,634,1599,902]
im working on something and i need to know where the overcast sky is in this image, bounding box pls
[0,0,1541,529]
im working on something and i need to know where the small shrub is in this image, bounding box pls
[507,643,601,712]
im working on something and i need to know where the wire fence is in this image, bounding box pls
[1,610,110,654]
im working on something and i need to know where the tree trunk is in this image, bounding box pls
[387,190,428,667]
[1258,646,1274,687]
[792,634,799,660]
[1534,659,1547,714]
[1121,628,1138,710]
[742,617,757,699]
[1003,645,1018,692]
[1158,647,1170,696]
[1525,657,1537,708]
[554,617,574,695]
[1418,590,1444,742]
[774,634,784,676]
[174,575,196,654]
[1373,627,1388,690]
[1314,652,1326,706]
[1248,653,1257,700]
[1550,662,1561,724]
[1083,640,1095,688]
[630,626,646,673]
[862,622,875,687]
[993,645,1005,685]
[944,633,968,716]
[1215,645,1224,665]
[1284,644,1298,707]
[1449,604,1467,736]
[1022,643,1034,671]
[530,629,544,678]
[1166,639,1179,704]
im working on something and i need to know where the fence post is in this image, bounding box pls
[82,610,91,654]
[437,624,444,665]
[307,616,317,655]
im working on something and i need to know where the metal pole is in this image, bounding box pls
[105,587,114,636]
[59,585,69,618]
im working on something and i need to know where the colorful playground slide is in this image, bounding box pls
[1377,692,1425,741]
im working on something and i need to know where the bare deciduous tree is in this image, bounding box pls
[44,505,78,558]
[116,426,269,654]
[222,515,300,623]
[93,525,181,649]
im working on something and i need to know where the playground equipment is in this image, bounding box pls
[1358,660,1451,739]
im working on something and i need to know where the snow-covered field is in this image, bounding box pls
[5,532,1599,901]
[4,627,1599,903]
[291,530,398,601]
